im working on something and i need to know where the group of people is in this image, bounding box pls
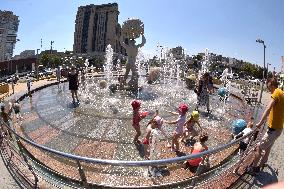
[130,99,210,173]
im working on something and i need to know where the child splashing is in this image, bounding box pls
[164,103,189,152]
[131,100,149,144]
[182,111,203,144]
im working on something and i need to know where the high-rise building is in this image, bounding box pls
[73,3,125,55]
[0,10,19,62]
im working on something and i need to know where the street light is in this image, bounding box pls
[36,49,40,80]
[266,63,271,79]
[256,38,266,103]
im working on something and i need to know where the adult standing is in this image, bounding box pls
[247,77,284,174]
[68,66,79,104]
[196,72,210,114]
[56,66,61,87]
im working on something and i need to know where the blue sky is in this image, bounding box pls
[1,0,284,71]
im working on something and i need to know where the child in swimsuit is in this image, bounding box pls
[182,111,202,143]
[131,100,148,144]
[164,103,189,152]
[144,113,165,159]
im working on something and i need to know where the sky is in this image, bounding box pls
[1,0,284,72]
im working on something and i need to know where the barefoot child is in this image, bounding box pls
[182,111,202,143]
[164,103,189,152]
[131,100,148,144]
[144,113,167,159]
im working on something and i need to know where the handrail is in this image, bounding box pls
[0,112,261,167]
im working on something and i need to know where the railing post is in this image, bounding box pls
[16,139,39,187]
[77,160,88,188]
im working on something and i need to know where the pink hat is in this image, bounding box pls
[131,100,141,109]
[154,116,163,127]
[178,103,189,114]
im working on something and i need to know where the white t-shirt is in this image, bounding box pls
[242,128,253,144]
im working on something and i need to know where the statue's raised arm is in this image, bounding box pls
[136,34,146,48]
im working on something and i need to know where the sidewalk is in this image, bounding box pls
[0,79,56,189]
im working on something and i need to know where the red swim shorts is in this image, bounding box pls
[143,138,149,145]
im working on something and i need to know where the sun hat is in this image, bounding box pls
[131,100,141,109]
[191,111,199,121]
[178,103,188,114]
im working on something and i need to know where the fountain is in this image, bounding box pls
[9,23,256,188]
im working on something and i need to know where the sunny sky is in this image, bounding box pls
[1,0,284,71]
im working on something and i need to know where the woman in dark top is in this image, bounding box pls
[68,66,79,103]
[196,72,210,114]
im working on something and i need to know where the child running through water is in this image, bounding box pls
[143,113,168,159]
[164,103,189,152]
[131,100,149,144]
[182,111,203,143]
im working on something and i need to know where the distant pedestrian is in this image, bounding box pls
[196,72,210,114]
[67,66,79,104]
[26,77,32,97]
[56,66,61,87]
[247,78,284,175]
[12,100,21,120]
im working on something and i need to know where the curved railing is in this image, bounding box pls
[0,83,266,188]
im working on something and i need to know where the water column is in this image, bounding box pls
[104,44,114,85]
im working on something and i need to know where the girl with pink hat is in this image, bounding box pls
[143,112,168,159]
[131,100,149,144]
[164,103,189,152]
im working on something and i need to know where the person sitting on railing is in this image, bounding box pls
[1,105,12,136]
[183,134,209,173]
[247,77,284,175]
[182,111,203,145]
[234,117,254,155]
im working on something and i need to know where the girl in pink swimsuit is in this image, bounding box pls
[131,100,148,144]
[164,103,189,152]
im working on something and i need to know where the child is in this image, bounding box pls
[148,118,163,177]
[27,77,32,97]
[1,105,12,136]
[12,100,21,120]
[164,103,189,152]
[143,113,164,159]
[235,117,254,155]
[131,100,148,144]
[182,111,202,143]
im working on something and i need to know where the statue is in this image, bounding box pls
[120,18,146,91]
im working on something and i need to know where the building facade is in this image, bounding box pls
[0,10,19,62]
[73,3,125,56]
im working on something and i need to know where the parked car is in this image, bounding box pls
[44,68,53,76]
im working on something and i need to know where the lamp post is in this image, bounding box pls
[256,38,266,103]
[36,49,40,81]
[266,63,271,79]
